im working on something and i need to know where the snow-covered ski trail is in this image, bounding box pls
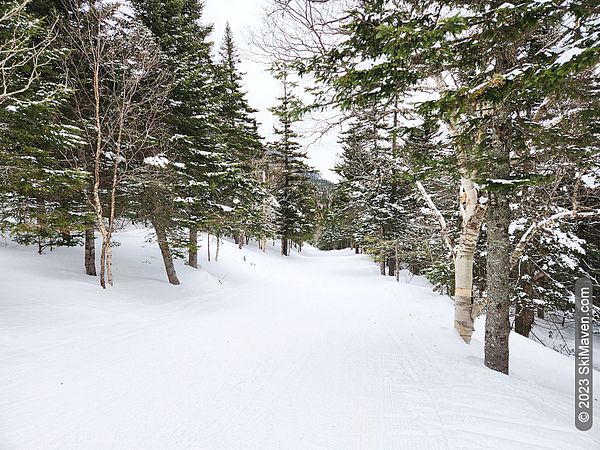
[0,229,599,449]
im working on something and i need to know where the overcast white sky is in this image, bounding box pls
[203,0,340,181]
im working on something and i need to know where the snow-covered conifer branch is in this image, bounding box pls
[510,209,600,268]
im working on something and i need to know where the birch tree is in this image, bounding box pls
[64,0,170,288]
[265,0,599,374]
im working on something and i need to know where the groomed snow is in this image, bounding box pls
[1,229,599,449]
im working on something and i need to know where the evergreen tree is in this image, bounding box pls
[30,0,99,275]
[295,0,600,374]
[215,23,266,248]
[217,23,263,166]
[268,70,316,256]
[332,103,419,276]
[131,0,227,270]
[0,0,87,254]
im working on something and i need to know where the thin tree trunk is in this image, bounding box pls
[105,124,122,287]
[89,44,120,289]
[388,256,396,277]
[380,259,385,276]
[395,241,400,282]
[188,227,198,268]
[215,235,221,262]
[207,233,211,262]
[91,51,108,289]
[85,222,97,276]
[106,243,114,286]
[238,231,245,249]
[99,240,107,289]
[152,219,180,285]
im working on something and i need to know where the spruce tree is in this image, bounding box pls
[217,23,263,166]
[268,70,316,256]
[215,23,265,248]
[131,0,226,270]
[29,0,100,275]
[288,0,599,373]
[0,0,87,254]
[332,103,418,276]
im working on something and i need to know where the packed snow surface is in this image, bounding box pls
[1,229,599,449]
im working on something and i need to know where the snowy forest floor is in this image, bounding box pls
[1,228,599,449]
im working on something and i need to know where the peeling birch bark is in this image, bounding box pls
[415,177,485,343]
[453,177,486,343]
[417,75,487,343]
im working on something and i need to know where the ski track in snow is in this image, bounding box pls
[0,228,599,449]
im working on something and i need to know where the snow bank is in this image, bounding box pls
[0,229,598,449]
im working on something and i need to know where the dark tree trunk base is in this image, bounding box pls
[85,224,97,276]
[152,219,180,286]
[515,304,535,337]
[388,257,396,277]
[281,237,289,256]
[188,228,198,269]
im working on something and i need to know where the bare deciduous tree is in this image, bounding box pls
[64,0,171,288]
[250,0,351,64]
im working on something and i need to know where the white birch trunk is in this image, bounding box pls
[415,177,485,343]
[453,177,486,343]
[430,75,487,343]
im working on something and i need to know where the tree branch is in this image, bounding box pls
[510,210,600,268]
